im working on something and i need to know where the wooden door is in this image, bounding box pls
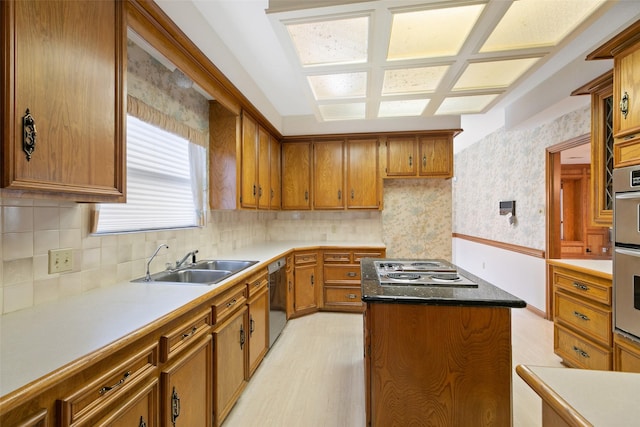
[241,113,258,208]
[161,336,212,427]
[257,126,270,209]
[385,137,417,176]
[248,288,269,377]
[419,136,452,177]
[614,40,640,139]
[294,264,317,313]
[347,138,379,209]
[269,137,281,209]
[281,142,312,210]
[213,307,248,426]
[313,140,345,209]
[3,0,125,201]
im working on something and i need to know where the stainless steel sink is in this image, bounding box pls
[132,259,258,285]
[191,260,258,272]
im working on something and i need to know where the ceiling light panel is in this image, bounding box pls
[319,103,366,120]
[286,16,369,67]
[387,4,485,60]
[382,66,449,95]
[480,0,606,52]
[436,94,499,115]
[308,72,367,100]
[378,99,429,117]
[452,57,540,91]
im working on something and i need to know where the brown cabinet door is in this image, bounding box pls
[347,138,379,209]
[614,40,640,139]
[269,137,281,209]
[294,264,317,313]
[3,0,125,201]
[213,306,248,426]
[241,113,258,208]
[161,336,213,427]
[385,137,416,176]
[257,126,271,209]
[313,140,345,209]
[248,288,269,377]
[98,379,159,427]
[419,136,452,177]
[282,142,312,210]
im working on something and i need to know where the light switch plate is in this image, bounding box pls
[49,248,73,274]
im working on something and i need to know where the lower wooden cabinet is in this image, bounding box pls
[614,333,640,373]
[247,271,269,377]
[213,305,248,427]
[95,379,158,427]
[292,252,319,316]
[160,336,212,427]
[549,262,613,370]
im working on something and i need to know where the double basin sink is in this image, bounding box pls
[133,260,258,286]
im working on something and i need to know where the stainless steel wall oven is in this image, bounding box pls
[614,165,640,340]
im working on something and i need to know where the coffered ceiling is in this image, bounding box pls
[154,0,639,148]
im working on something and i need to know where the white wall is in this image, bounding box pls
[452,238,546,312]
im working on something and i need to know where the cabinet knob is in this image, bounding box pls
[621,91,629,118]
[408,155,413,167]
[139,416,147,427]
[171,387,181,426]
[240,324,246,350]
[423,155,427,166]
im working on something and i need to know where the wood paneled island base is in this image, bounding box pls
[364,303,513,426]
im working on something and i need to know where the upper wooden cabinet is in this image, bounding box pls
[210,105,281,210]
[383,132,455,179]
[241,112,280,210]
[587,20,640,167]
[346,138,380,209]
[1,0,126,201]
[282,141,312,210]
[313,140,345,210]
[572,71,614,227]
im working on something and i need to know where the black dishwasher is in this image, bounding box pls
[268,257,287,347]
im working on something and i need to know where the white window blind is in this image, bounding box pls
[95,115,198,233]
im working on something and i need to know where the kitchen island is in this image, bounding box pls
[361,258,526,426]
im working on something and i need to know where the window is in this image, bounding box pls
[95,115,205,233]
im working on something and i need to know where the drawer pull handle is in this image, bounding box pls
[346,272,357,277]
[226,298,237,308]
[182,326,197,339]
[621,91,629,118]
[573,311,590,321]
[253,281,260,287]
[99,371,131,395]
[22,109,37,161]
[347,293,357,299]
[250,315,255,335]
[572,346,590,359]
[240,324,245,350]
[171,387,181,426]
[572,282,590,291]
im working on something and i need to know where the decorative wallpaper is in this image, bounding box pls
[382,179,452,259]
[453,105,591,250]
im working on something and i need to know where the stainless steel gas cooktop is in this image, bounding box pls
[374,260,478,287]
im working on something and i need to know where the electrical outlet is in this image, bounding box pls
[49,248,73,274]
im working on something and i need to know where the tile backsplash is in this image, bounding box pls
[0,176,452,314]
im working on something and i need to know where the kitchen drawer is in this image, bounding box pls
[57,343,158,426]
[324,287,362,306]
[353,251,384,263]
[246,269,268,299]
[554,324,612,370]
[553,267,611,305]
[159,308,212,362]
[212,285,247,324]
[294,252,317,265]
[323,251,351,263]
[554,291,612,347]
[323,265,360,283]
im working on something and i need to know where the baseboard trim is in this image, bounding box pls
[452,233,545,259]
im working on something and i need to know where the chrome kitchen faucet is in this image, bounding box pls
[145,244,169,281]
[175,250,199,270]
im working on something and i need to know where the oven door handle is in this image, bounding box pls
[615,247,640,257]
[615,192,640,199]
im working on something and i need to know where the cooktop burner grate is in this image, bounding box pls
[430,273,461,282]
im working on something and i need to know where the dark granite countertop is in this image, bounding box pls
[361,258,526,308]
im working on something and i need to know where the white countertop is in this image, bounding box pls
[547,258,612,277]
[517,365,640,426]
[0,241,383,399]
